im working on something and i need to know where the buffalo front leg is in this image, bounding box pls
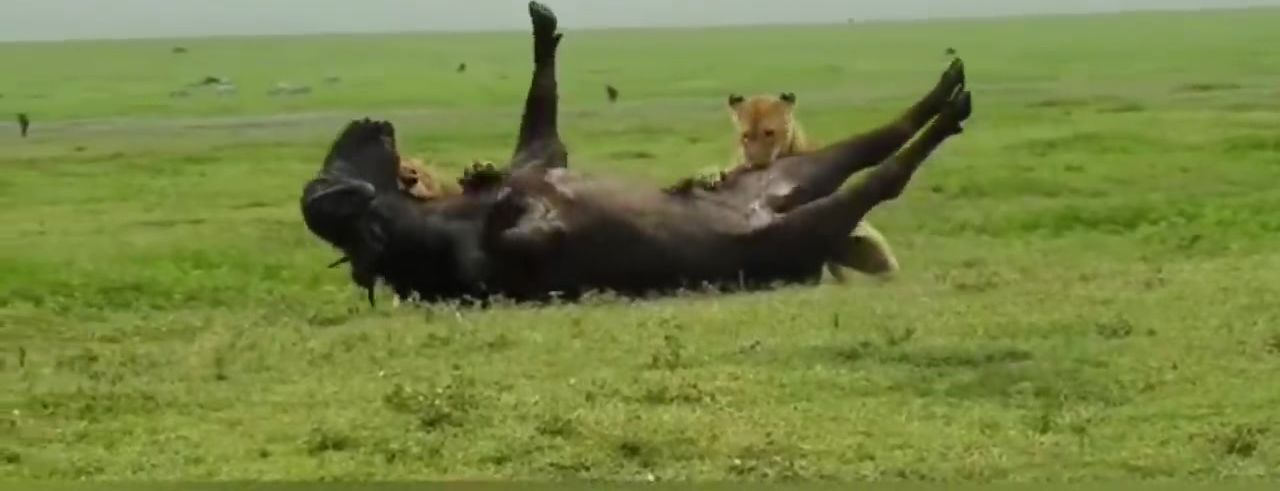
[773,59,966,205]
[509,2,568,173]
[771,89,972,246]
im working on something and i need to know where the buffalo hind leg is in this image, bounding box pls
[778,61,961,280]
[509,2,567,174]
[777,59,966,201]
[774,89,972,246]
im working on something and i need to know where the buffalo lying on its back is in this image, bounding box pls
[300,2,973,305]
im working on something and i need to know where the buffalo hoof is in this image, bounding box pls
[529,2,563,61]
[941,57,966,93]
[529,2,558,36]
[940,89,973,134]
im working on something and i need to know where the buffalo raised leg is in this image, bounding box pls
[771,59,967,208]
[771,88,972,244]
[474,2,574,301]
[508,1,568,173]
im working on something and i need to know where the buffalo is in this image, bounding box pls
[300,1,972,306]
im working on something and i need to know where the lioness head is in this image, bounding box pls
[727,92,800,168]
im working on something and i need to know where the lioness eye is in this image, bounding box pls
[763,129,775,138]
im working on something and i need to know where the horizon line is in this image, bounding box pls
[1,4,1273,45]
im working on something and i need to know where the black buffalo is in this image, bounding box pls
[300,2,972,305]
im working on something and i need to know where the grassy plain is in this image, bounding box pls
[3,6,1280,481]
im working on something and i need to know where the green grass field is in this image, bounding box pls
[4,7,1280,481]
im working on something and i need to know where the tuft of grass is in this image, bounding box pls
[648,334,690,371]
[302,426,357,456]
[382,374,481,432]
[1095,315,1136,340]
[1212,424,1270,459]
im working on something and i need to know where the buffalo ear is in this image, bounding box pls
[727,93,745,108]
[779,92,797,105]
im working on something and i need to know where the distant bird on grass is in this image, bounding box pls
[606,84,619,103]
[172,46,188,54]
[194,75,231,87]
[17,113,30,138]
[457,62,467,73]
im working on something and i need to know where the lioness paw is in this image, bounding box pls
[693,169,727,190]
[459,160,507,193]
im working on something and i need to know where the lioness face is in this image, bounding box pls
[398,158,445,200]
[728,93,797,168]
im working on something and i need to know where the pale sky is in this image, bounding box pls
[3,0,1278,42]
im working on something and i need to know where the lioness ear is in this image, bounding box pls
[727,94,745,108]
[779,92,797,105]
